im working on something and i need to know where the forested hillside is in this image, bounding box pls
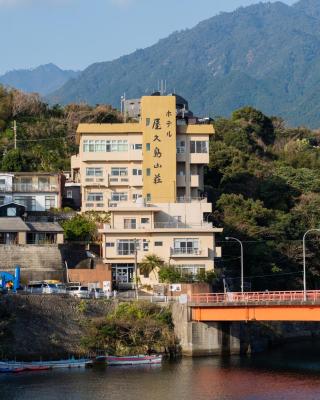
[0,85,122,172]
[1,83,320,291]
[208,107,320,291]
[49,0,320,128]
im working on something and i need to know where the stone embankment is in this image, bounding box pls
[0,294,114,360]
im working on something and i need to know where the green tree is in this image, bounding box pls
[139,254,164,277]
[158,266,182,284]
[1,149,27,172]
[62,214,97,241]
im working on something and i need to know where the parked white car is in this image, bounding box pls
[66,286,90,299]
[54,284,67,294]
[27,282,57,294]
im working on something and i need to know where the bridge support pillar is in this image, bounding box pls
[172,303,242,356]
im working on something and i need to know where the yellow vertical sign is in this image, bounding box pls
[142,96,176,203]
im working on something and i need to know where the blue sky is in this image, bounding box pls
[0,0,296,74]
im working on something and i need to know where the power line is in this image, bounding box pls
[15,137,73,143]
[218,239,320,244]
[225,271,302,280]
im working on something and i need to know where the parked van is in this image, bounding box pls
[66,286,90,299]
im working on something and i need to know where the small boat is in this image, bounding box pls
[25,366,51,372]
[0,358,92,370]
[96,355,163,366]
[0,367,25,373]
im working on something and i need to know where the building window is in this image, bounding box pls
[134,144,142,150]
[117,239,137,255]
[190,141,208,154]
[146,118,150,126]
[155,241,163,247]
[146,193,151,202]
[66,190,73,199]
[14,196,36,211]
[176,264,206,276]
[106,242,115,247]
[45,196,56,210]
[143,239,149,251]
[177,140,186,154]
[38,177,50,191]
[95,140,105,152]
[173,238,200,255]
[87,192,103,202]
[83,140,90,152]
[111,167,128,176]
[146,168,151,176]
[111,192,128,202]
[141,218,149,224]
[146,143,151,151]
[0,196,5,206]
[7,207,16,216]
[0,232,18,245]
[132,169,142,176]
[89,140,95,152]
[86,168,103,177]
[124,219,136,229]
[133,193,142,201]
[109,140,128,152]
[83,140,128,152]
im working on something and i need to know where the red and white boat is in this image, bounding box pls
[96,355,163,366]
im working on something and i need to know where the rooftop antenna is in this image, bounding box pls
[120,93,126,121]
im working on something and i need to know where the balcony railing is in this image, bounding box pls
[108,176,129,185]
[176,196,207,203]
[0,186,12,192]
[154,221,212,229]
[117,249,135,256]
[13,184,58,192]
[123,223,137,229]
[171,248,201,256]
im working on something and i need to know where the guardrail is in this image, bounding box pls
[189,290,320,304]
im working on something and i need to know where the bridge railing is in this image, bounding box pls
[189,290,320,304]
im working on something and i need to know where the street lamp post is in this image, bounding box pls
[225,236,244,293]
[302,229,320,301]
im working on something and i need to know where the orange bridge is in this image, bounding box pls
[189,291,320,322]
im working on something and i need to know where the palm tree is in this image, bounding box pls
[139,254,165,278]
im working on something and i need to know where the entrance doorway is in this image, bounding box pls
[112,264,134,290]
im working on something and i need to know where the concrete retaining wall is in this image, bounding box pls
[0,245,65,282]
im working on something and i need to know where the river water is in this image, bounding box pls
[2,341,320,400]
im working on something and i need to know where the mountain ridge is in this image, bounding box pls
[45,0,320,127]
[0,63,81,96]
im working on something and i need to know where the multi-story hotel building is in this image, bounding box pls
[71,94,222,287]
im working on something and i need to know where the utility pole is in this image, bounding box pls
[13,120,17,150]
[134,238,139,299]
